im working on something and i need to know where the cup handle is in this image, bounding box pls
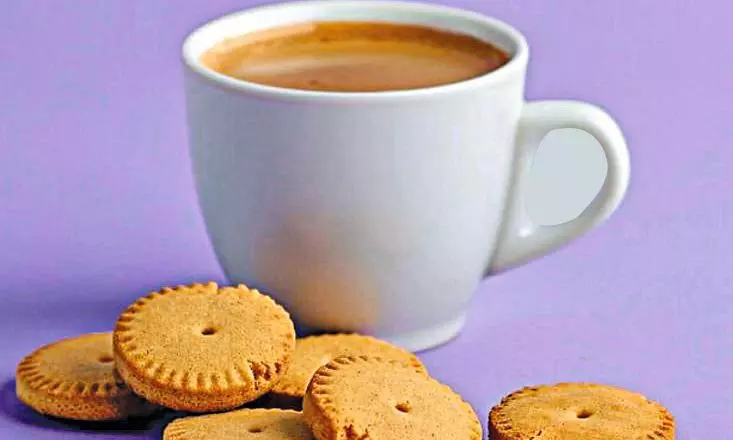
[489,100,631,273]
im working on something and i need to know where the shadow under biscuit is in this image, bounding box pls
[0,378,170,437]
[256,393,303,411]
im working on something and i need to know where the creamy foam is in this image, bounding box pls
[200,22,509,92]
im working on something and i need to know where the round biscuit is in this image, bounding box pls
[113,282,295,412]
[489,382,675,439]
[164,408,313,440]
[271,333,426,401]
[16,332,157,421]
[303,355,481,440]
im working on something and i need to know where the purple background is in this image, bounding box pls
[1,0,730,438]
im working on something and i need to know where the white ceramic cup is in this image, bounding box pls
[182,0,630,351]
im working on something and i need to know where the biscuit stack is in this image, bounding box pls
[16,282,674,440]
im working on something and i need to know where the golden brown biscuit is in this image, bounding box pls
[113,282,295,412]
[163,408,314,440]
[16,332,157,421]
[489,382,675,440]
[271,333,426,401]
[303,355,481,440]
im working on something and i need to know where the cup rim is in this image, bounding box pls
[182,0,529,101]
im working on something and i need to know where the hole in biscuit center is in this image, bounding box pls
[395,402,411,413]
[98,355,114,363]
[201,327,217,336]
[576,409,593,419]
[248,427,264,433]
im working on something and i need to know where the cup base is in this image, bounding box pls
[292,314,467,353]
[380,314,467,353]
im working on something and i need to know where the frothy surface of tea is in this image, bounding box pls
[200,22,509,92]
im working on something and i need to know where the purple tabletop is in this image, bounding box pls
[0,0,729,438]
